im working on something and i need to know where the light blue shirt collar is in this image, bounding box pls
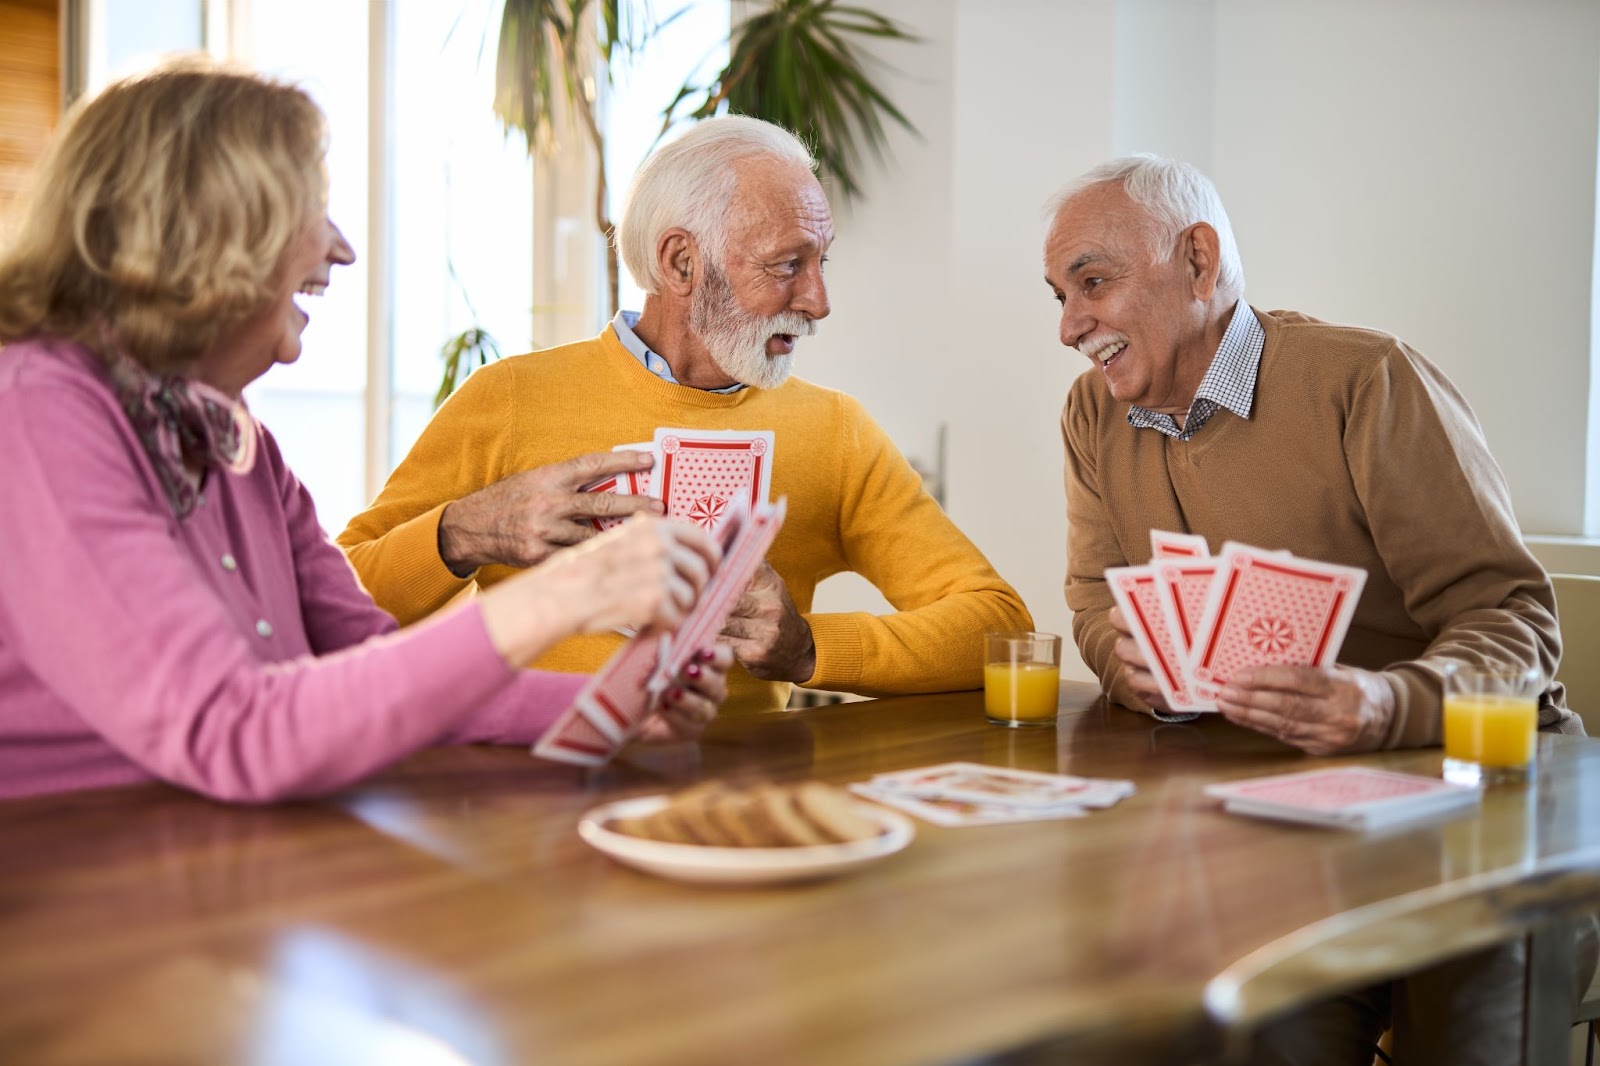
[611,310,746,394]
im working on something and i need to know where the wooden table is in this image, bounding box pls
[3,684,1598,1066]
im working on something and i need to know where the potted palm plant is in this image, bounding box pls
[436,0,917,407]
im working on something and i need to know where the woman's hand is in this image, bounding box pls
[479,515,720,667]
[536,515,720,636]
[637,645,734,743]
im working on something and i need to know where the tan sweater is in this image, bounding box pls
[1062,307,1577,748]
[340,328,1033,713]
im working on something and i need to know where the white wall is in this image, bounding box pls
[1208,0,1599,537]
[801,0,1108,677]
[801,0,1600,680]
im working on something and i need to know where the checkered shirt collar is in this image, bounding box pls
[1127,301,1263,441]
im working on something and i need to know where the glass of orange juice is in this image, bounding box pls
[984,632,1062,728]
[1441,663,1541,786]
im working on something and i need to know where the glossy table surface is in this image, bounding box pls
[3,684,1599,1066]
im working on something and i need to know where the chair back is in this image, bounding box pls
[1550,573,1600,738]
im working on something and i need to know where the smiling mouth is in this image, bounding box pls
[292,280,328,321]
[1088,340,1126,369]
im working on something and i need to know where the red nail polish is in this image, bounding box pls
[686,663,702,679]
[697,647,715,661]
[668,687,684,702]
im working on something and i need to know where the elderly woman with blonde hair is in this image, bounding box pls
[0,60,732,803]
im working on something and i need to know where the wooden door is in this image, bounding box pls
[0,0,60,229]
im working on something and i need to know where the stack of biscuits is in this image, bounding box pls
[611,781,882,848]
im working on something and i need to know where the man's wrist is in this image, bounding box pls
[790,626,818,684]
[437,502,478,579]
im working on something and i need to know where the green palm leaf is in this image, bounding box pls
[664,0,919,199]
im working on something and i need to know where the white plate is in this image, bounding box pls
[578,795,915,886]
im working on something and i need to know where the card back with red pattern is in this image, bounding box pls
[1204,767,1480,829]
[1150,529,1209,560]
[649,497,787,695]
[1188,544,1365,701]
[532,703,623,767]
[578,442,656,533]
[652,428,774,539]
[1107,564,1215,712]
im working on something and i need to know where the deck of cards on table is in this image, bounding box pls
[850,763,1135,827]
[1108,531,1367,712]
[533,496,787,767]
[1205,767,1482,831]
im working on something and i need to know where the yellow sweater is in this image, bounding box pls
[339,328,1032,713]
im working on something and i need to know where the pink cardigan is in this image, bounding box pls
[0,338,584,802]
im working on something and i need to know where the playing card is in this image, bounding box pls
[532,703,623,767]
[1107,565,1215,712]
[1150,529,1209,560]
[647,497,787,697]
[848,783,1088,827]
[579,442,657,533]
[1188,544,1366,702]
[1152,557,1221,703]
[653,428,775,538]
[533,497,789,768]
[573,631,671,744]
[1204,767,1481,830]
[1153,559,1218,657]
[866,762,1135,809]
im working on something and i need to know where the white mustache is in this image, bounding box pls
[1080,334,1128,362]
[766,314,817,338]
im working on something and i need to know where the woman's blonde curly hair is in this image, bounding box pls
[0,57,327,372]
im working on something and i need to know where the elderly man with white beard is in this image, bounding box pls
[339,116,1031,714]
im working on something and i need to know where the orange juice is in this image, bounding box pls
[1443,694,1537,768]
[984,662,1061,725]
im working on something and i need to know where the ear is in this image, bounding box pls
[656,228,698,298]
[1183,222,1222,301]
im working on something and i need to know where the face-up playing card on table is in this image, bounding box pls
[653,428,774,539]
[865,762,1135,809]
[578,442,657,533]
[1187,543,1366,703]
[1150,529,1210,560]
[1108,565,1215,711]
[849,783,1088,827]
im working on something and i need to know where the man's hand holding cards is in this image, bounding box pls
[1107,533,1391,755]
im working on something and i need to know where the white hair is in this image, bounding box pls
[1046,154,1245,299]
[615,115,816,294]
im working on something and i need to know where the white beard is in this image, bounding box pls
[690,262,816,390]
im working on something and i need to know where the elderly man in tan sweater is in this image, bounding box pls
[1044,155,1590,1065]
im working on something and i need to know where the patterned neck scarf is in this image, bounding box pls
[103,349,257,518]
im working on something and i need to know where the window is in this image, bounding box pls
[74,0,725,534]
[243,0,535,531]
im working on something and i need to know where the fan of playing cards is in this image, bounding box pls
[1109,531,1367,713]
